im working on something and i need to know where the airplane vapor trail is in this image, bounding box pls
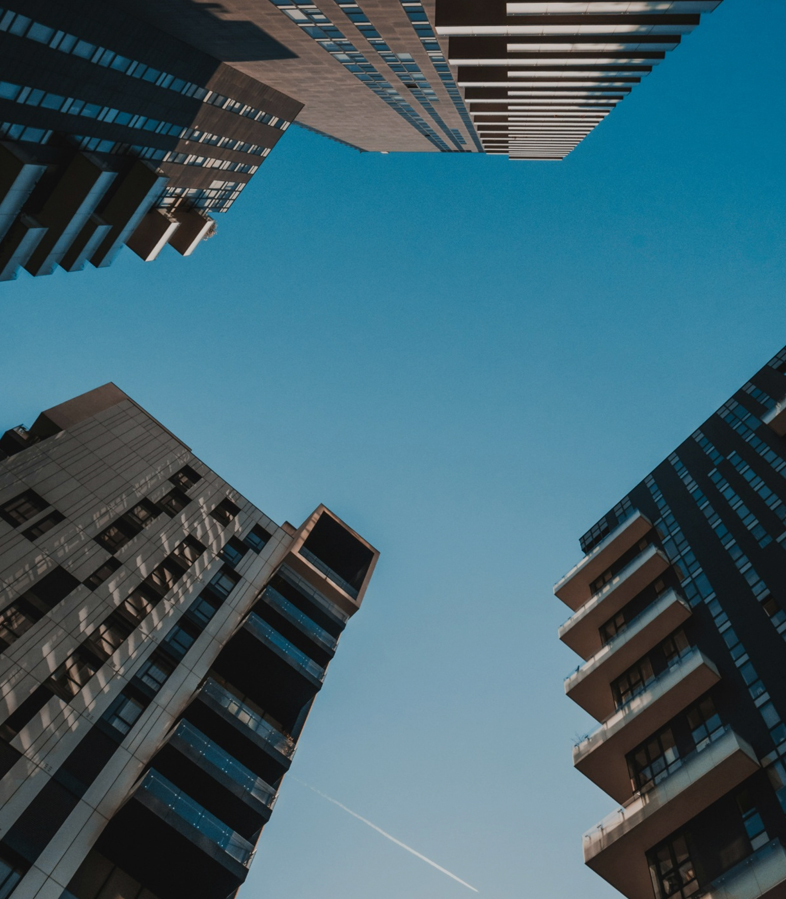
[294,779,479,893]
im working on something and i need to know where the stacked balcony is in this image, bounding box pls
[554,505,778,899]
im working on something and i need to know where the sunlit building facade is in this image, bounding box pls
[556,344,786,899]
[0,384,378,899]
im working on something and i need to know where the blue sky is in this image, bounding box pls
[3,1,786,897]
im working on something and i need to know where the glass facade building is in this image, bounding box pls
[556,345,786,899]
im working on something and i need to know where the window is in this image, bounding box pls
[127,499,161,528]
[159,488,190,517]
[0,853,24,899]
[244,524,272,553]
[170,465,201,490]
[0,489,48,526]
[83,558,121,590]
[121,586,158,623]
[145,559,184,597]
[49,649,100,699]
[0,600,40,651]
[88,614,132,660]
[171,536,205,568]
[96,518,137,553]
[738,792,769,851]
[687,696,724,750]
[104,693,145,735]
[221,537,248,568]
[188,594,221,627]
[613,656,655,708]
[208,567,240,599]
[628,727,681,793]
[22,510,65,540]
[136,655,174,693]
[600,611,625,646]
[648,833,699,899]
[162,624,197,660]
[663,630,691,667]
[210,498,240,526]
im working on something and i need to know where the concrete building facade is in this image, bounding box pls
[555,345,786,899]
[0,384,378,899]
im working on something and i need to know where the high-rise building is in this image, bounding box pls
[0,0,724,280]
[0,383,378,899]
[555,345,786,899]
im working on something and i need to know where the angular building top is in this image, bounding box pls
[0,384,378,898]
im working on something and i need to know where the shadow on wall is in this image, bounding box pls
[118,0,299,62]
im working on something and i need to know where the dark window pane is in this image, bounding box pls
[0,489,48,526]
[22,510,65,540]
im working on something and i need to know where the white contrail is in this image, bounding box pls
[293,779,479,893]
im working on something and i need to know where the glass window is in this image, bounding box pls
[137,655,174,693]
[0,489,48,526]
[163,625,196,660]
[210,498,240,526]
[687,696,724,750]
[189,594,220,627]
[0,600,39,651]
[171,536,205,567]
[121,587,157,623]
[88,615,132,659]
[0,855,23,899]
[613,656,655,708]
[170,465,201,490]
[96,518,137,553]
[209,568,240,599]
[105,694,145,735]
[663,630,691,666]
[83,558,121,590]
[600,611,625,646]
[221,537,247,568]
[648,833,699,899]
[159,488,190,517]
[738,791,770,851]
[127,499,160,528]
[22,510,65,540]
[628,727,681,793]
[49,649,99,699]
[244,524,272,553]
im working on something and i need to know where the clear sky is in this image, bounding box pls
[2,2,786,897]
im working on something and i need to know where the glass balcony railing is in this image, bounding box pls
[139,769,254,866]
[573,647,703,751]
[246,613,326,683]
[298,547,359,598]
[261,586,338,652]
[201,679,295,758]
[173,721,276,809]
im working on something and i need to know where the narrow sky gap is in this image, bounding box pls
[293,779,479,893]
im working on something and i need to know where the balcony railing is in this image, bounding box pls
[139,769,254,866]
[573,648,721,803]
[246,613,326,683]
[699,839,786,899]
[584,726,757,849]
[201,678,295,759]
[554,510,653,610]
[260,586,338,652]
[299,546,359,598]
[559,543,671,660]
[565,589,692,720]
[173,720,277,809]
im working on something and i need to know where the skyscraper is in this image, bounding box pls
[0,0,724,280]
[0,383,378,899]
[555,345,786,899]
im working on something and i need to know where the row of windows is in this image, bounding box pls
[0,79,263,173]
[668,454,786,750]
[707,467,772,549]
[0,487,66,541]
[159,181,245,214]
[0,7,290,131]
[103,566,240,738]
[265,0,452,152]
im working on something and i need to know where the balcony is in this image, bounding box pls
[583,728,760,899]
[573,648,721,803]
[763,401,786,437]
[159,720,276,838]
[702,839,786,899]
[565,589,692,720]
[559,544,672,660]
[259,586,338,654]
[96,769,254,899]
[244,613,325,687]
[299,546,359,598]
[555,511,654,611]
